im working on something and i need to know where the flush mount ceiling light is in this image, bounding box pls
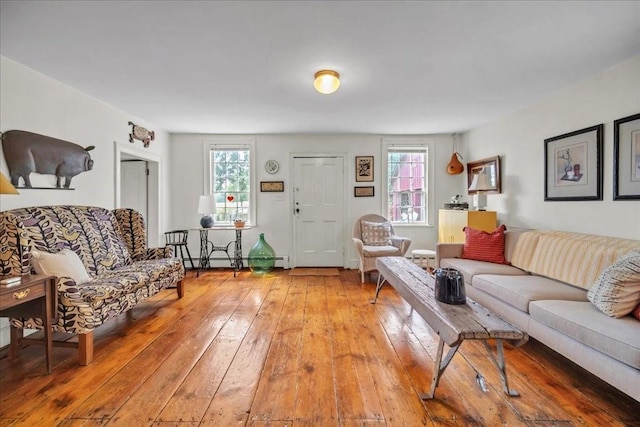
[314,70,340,94]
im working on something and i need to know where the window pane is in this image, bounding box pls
[387,147,427,223]
[210,148,251,224]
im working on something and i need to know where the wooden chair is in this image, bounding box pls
[164,230,195,269]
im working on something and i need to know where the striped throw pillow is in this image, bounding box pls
[587,251,640,318]
[461,225,510,265]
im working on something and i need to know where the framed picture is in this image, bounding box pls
[260,181,284,192]
[466,156,501,194]
[544,124,603,201]
[354,186,375,197]
[613,113,640,200]
[355,156,374,182]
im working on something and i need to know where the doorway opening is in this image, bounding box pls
[114,142,161,247]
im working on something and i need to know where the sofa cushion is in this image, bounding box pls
[360,220,392,246]
[362,245,401,257]
[440,258,527,285]
[461,225,509,264]
[503,228,533,263]
[587,251,640,318]
[7,206,133,276]
[77,257,184,302]
[527,231,640,290]
[510,230,543,271]
[530,300,640,369]
[31,248,91,285]
[472,274,588,313]
[77,270,153,302]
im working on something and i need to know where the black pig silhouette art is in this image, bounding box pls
[1,130,94,189]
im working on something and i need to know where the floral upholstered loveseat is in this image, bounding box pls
[0,205,185,365]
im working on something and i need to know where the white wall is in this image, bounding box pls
[0,56,174,241]
[0,56,174,346]
[461,56,640,239]
[170,133,461,268]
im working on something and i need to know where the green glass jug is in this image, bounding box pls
[248,233,275,274]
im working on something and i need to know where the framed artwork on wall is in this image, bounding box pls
[613,113,640,200]
[355,156,374,182]
[354,186,375,197]
[260,181,284,192]
[544,124,603,201]
[466,156,501,194]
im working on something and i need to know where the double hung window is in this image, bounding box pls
[205,139,255,225]
[383,138,434,225]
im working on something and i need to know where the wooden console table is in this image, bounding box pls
[372,256,528,399]
[0,274,56,374]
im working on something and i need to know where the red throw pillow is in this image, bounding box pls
[632,303,640,321]
[461,224,510,265]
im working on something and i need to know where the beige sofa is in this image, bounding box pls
[436,228,640,402]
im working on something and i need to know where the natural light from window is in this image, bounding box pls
[383,139,433,225]
[205,140,255,226]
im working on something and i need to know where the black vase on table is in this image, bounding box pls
[433,268,466,304]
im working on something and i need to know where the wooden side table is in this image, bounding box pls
[0,274,56,374]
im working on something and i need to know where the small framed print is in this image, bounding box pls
[613,113,640,200]
[355,156,374,182]
[354,186,375,197]
[260,181,284,192]
[544,124,603,201]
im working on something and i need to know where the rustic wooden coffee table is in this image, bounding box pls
[372,256,528,400]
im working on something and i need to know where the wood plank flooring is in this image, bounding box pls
[1,269,638,426]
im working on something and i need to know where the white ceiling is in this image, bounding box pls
[1,1,639,135]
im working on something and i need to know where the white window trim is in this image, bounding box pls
[202,137,256,226]
[382,137,435,227]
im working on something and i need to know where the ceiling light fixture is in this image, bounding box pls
[314,70,340,94]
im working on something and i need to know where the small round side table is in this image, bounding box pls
[411,249,436,271]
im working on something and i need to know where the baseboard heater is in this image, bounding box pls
[188,255,290,269]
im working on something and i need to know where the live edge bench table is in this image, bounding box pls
[372,256,528,400]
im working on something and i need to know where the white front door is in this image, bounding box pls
[293,156,345,267]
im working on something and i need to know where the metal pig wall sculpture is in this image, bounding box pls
[128,121,154,147]
[1,130,95,189]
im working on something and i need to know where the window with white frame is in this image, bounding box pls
[205,140,255,226]
[383,139,434,225]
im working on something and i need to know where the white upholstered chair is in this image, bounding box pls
[352,214,411,283]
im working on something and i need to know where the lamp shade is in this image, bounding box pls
[468,168,492,211]
[0,172,19,194]
[314,70,340,94]
[468,169,492,192]
[197,195,215,214]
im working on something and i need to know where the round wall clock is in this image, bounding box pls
[265,160,279,174]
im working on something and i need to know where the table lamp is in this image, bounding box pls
[197,195,215,228]
[468,168,492,211]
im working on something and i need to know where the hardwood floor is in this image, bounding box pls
[1,269,638,426]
